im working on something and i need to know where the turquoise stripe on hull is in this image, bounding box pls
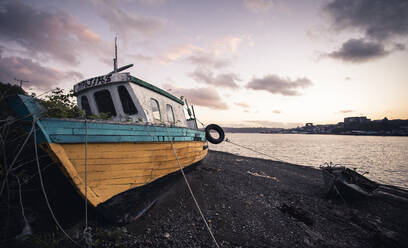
[41,118,202,135]
[49,134,198,143]
[41,119,205,144]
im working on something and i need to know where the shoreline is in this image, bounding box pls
[230,132,408,137]
[10,150,408,247]
[211,134,408,190]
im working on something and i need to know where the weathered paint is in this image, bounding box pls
[73,72,183,105]
[7,94,209,207]
[74,72,186,126]
[47,141,208,206]
[6,95,51,143]
[6,95,204,145]
[73,73,130,95]
[40,118,205,144]
[129,76,184,105]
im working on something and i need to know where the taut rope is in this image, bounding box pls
[33,118,79,246]
[224,138,286,163]
[83,118,92,247]
[165,125,220,248]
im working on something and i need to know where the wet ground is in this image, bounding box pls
[10,150,408,247]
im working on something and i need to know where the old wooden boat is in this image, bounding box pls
[320,164,380,199]
[6,54,223,217]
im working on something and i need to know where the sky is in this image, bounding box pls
[0,0,407,128]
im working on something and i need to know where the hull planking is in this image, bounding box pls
[7,94,209,208]
[46,141,207,207]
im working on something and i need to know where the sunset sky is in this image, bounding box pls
[0,0,407,127]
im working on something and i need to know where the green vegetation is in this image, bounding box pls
[0,82,26,119]
[38,88,84,119]
[0,82,84,119]
[1,82,111,120]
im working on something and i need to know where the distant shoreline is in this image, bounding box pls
[225,131,408,137]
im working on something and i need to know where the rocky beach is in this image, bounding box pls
[7,150,408,248]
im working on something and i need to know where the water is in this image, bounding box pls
[209,133,408,189]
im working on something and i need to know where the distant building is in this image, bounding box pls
[344,116,371,128]
[344,116,371,125]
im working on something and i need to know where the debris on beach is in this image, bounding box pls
[247,170,279,181]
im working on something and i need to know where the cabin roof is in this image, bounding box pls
[129,76,184,105]
[73,73,184,105]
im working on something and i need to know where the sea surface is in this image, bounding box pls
[209,133,408,189]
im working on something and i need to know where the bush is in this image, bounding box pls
[38,88,84,119]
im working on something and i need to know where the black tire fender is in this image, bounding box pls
[205,124,225,144]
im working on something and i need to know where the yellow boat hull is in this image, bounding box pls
[45,141,208,207]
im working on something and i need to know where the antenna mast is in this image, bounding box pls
[14,78,28,88]
[107,35,133,75]
[113,36,118,73]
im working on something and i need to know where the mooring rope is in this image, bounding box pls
[164,125,220,248]
[224,138,286,163]
[15,175,29,232]
[182,105,206,128]
[33,118,79,246]
[0,120,36,196]
[83,118,92,247]
[9,120,36,169]
[84,119,88,227]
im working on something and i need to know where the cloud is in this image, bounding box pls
[0,1,106,65]
[164,84,228,110]
[130,53,155,62]
[138,0,166,6]
[160,44,200,63]
[394,43,406,51]
[91,0,164,41]
[339,109,354,114]
[187,52,230,68]
[324,0,408,41]
[161,44,231,67]
[214,36,243,54]
[190,67,240,89]
[272,110,281,114]
[345,76,351,80]
[0,53,83,89]
[159,36,242,66]
[323,0,407,63]
[326,38,390,62]
[244,0,274,13]
[246,74,312,96]
[235,102,250,108]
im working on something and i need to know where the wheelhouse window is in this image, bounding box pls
[150,98,161,121]
[166,104,175,124]
[81,95,92,117]
[117,86,137,115]
[94,90,116,117]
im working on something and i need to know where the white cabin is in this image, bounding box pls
[73,72,197,129]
